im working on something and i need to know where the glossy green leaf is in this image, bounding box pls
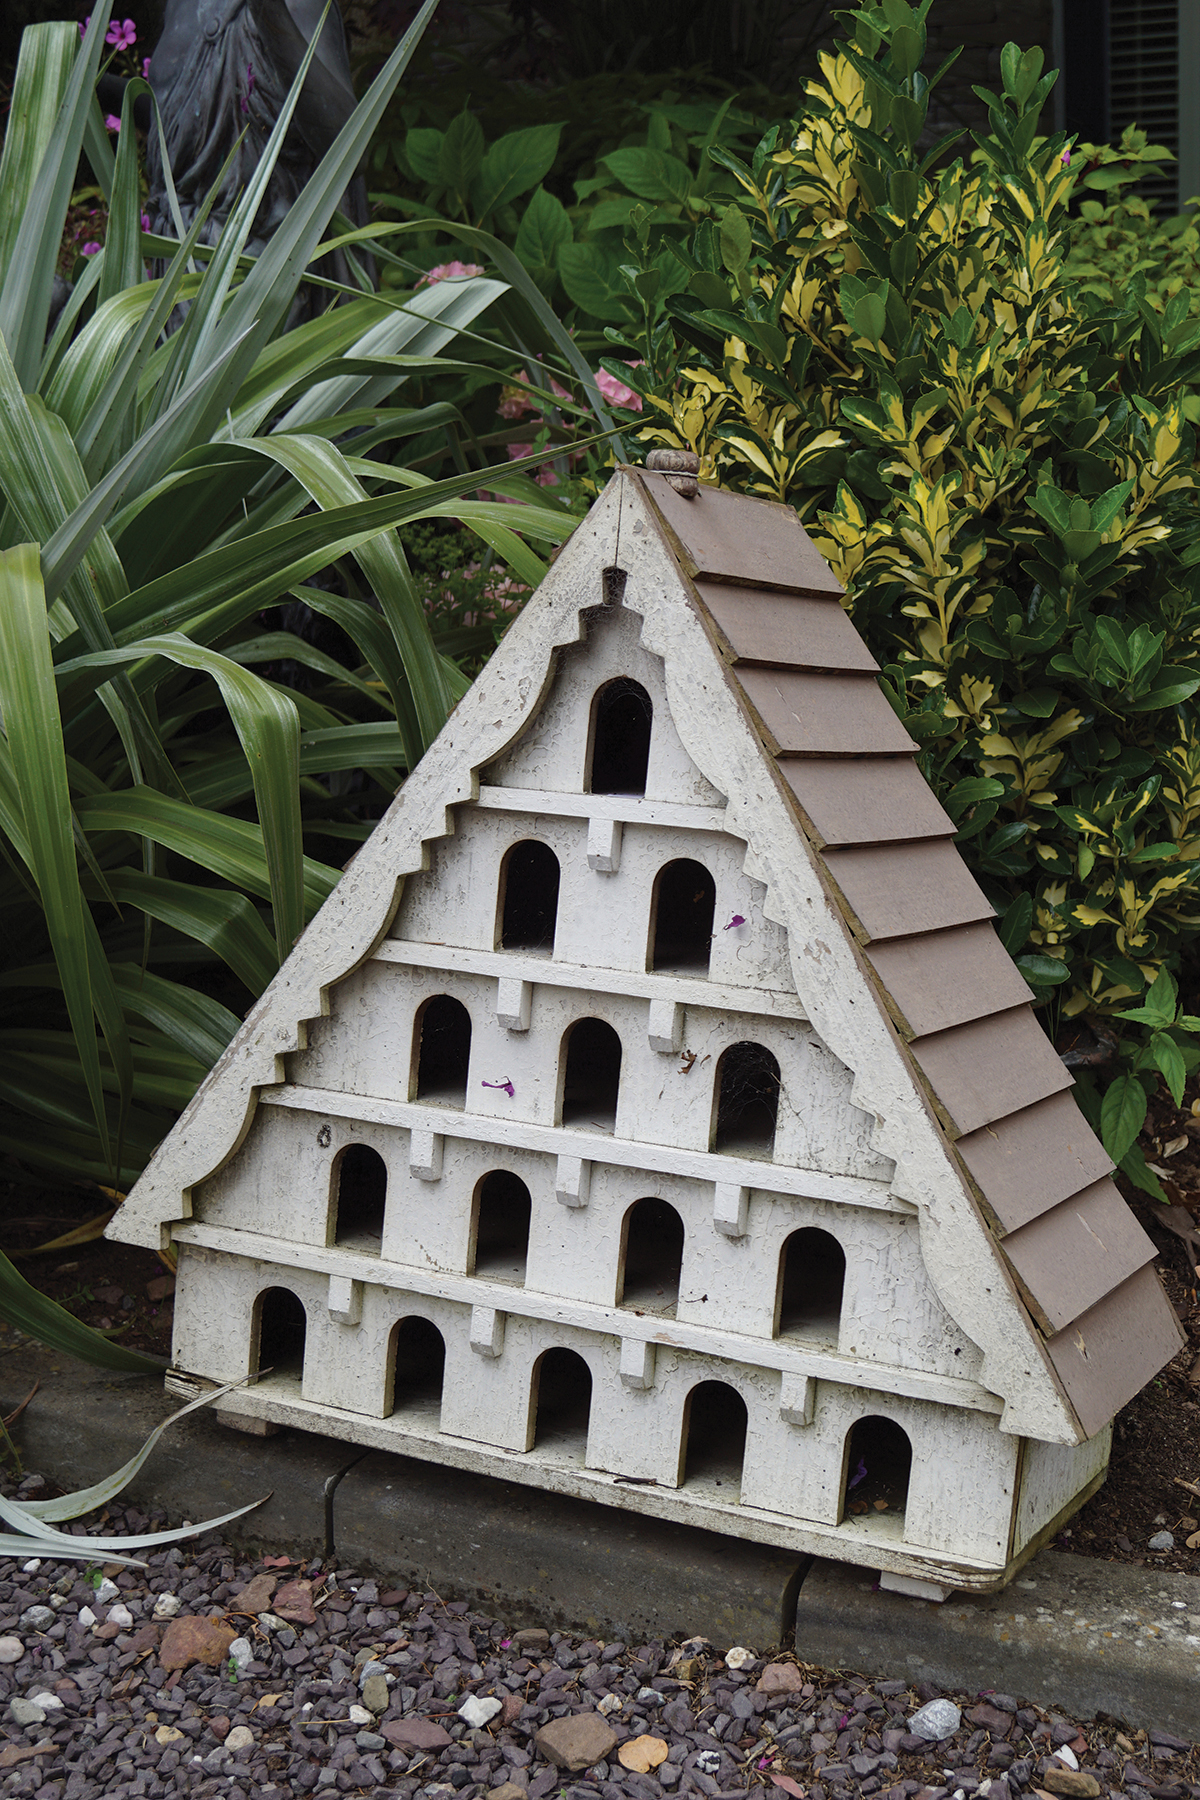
[475,124,563,217]
[1100,1072,1148,1166]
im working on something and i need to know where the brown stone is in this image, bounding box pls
[513,1628,550,1652]
[490,1786,527,1800]
[92,1623,120,1641]
[158,1616,237,1673]
[381,1718,454,1752]
[499,1694,524,1727]
[229,1573,277,1617]
[967,1704,1013,1736]
[535,1714,619,1772]
[756,1662,805,1696]
[378,1589,408,1607]
[209,1716,230,1741]
[127,1623,160,1656]
[619,1736,670,1773]
[146,1275,176,1302]
[271,1579,317,1626]
[1039,1774,1101,1799]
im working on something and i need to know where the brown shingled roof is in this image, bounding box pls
[636,466,1183,1441]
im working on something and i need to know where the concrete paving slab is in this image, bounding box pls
[334,1448,806,1645]
[794,1552,1200,1739]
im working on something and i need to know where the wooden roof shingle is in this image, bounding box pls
[637,466,1183,1441]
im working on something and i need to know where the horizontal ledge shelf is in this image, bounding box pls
[474,787,729,832]
[168,1372,1008,1586]
[172,1218,999,1415]
[373,938,807,1023]
[260,1082,906,1213]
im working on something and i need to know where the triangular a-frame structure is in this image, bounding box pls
[112,466,1182,1597]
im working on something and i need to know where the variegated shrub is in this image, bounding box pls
[621,0,1200,1185]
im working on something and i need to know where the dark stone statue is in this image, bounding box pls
[143,0,372,304]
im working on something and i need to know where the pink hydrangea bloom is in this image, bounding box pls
[106,18,137,49]
[498,386,536,420]
[416,261,485,287]
[105,114,121,131]
[594,363,644,411]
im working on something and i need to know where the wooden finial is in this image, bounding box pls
[646,447,700,498]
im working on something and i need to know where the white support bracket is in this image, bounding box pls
[327,1273,363,1327]
[587,816,623,873]
[713,1181,749,1238]
[619,1338,656,1391]
[469,1305,505,1359]
[779,1371,815,1427]
[409,1129,443,1182]
[555,1154,591,1209]
[496,976,532,1032]
[878,1570,951,1603]
[647,998,683,1055]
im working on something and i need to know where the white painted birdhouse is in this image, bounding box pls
[111,464,1182,1599]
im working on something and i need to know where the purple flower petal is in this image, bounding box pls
[81,242,101,256]
[104,114,121,131]
[482,1079,515,1098]
[723,914,746,930]
[848,1457,868,1489]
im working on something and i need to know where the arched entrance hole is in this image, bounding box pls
[649,859,716,974]
[498,840,561,955]
[713,1041,780,1158]
[776,1227,845,1340]
[560,1017,622,1132]
[531,1348,592,1462]
[587,679,652,796]
[619,1197,684,1316]
[470,1171,532,1284]
[387,1316,446,1424]
[681,1381,748,1496]
[255,1287,307,1382]
[331,1144,386,1253]
[413,995,471,1106]
[841,1415,912,1521]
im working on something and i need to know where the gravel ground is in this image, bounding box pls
[0,1489,1197,1800]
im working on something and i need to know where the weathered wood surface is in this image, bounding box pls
[697,582,877,672]
[778,756,955,849]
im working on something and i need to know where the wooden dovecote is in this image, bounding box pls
[109,466,1182,1599]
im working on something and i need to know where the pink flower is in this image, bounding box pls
[482,1078,515,1097]
[81,242,101,255]
[105,114,121,131]
[724,914,746,930]
[416,260,485,287]
[594,363,644,411]
[1061,148,1071,166]
[507,442,532,460]
[143,56,151,77]
[141,213,150,231]
[498,386,536,420]
[106,18,137,49]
